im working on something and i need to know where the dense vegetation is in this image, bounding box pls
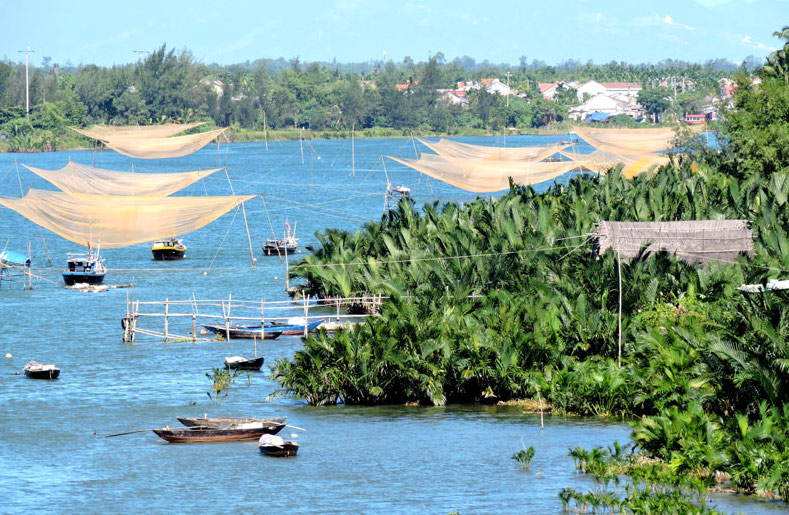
[0,44,745,151]
[272,27,789,505]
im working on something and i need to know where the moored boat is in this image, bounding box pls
[223,355,264,371]
[63,245,106,286]
[152,423,286,443]
[151,237,186,260]
[269,319,323,335]
[203,324,283,340]
[23,360,60,380]
[262,236,298,256]
[258,434,299,457]
[176,416,286,429]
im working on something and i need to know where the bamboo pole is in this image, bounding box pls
[164,298,169,343]
[617,249,623,368]
[303,294,309,337]
[264,299,266,346]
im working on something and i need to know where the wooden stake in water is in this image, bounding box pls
[164,298,169,343]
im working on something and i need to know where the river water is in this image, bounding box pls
[0,135,783,513]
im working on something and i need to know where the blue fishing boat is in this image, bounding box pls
[203,324,283,340]
[270,319,323,335]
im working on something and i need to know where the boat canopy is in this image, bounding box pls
[0,189,255,248]
[22,162,220,197]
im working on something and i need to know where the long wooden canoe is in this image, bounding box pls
[176,416,286,429]
[152,424,286,443]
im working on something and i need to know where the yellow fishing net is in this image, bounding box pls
[0,189,255,248]
[387,154,591,192]
[71,122,206,141]
[102,128,228,159]
[571,126,700,156]
[559,150,670,178]
[418,138,569,162]
[22,162,220,197]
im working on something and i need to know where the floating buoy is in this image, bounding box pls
[252,257,257,263]
[5,353,11,359]
[274,276,278,280]
[203,271,208,276]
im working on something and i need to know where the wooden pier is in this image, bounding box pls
[121,293,385,343]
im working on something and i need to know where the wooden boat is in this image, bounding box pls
[203,324,283,340]
[223,355,264,371]
[176,416,286,429]
[262,236,298,256]
[63,245,106,285]
[23,360,60,379]
[263,220,299,256]
[153,423,286,443]
[258,434,299,457]
[151,237,186,260]
[269,319,323,335]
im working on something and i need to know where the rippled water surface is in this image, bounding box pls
[0,136,781,513]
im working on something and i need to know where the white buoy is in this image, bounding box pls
[274,276,278,280]
[5,353,11,359]
[203,271,208,275]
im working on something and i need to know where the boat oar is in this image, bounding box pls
[285,424,307,432]
[104,428,155,438]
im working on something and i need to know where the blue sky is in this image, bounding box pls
[1,0,786,68]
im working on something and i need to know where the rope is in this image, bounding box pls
[207,206,240,270]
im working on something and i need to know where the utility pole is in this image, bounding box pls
[133,50,149,64]
[18,46,33,117]
[506,71,511,108]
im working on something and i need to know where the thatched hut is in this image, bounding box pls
[592,220,754,264]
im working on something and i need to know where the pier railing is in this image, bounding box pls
[121,293,385,343]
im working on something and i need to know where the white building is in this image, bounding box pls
[568,93,645,121]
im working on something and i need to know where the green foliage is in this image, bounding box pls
[206,367,239,405]
[511,445,535,470]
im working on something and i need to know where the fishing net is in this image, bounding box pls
[418,138,570,162]
[71,122,206,141]
[22,162,220,197]
[387,154,592,192]
[101,128,228,159]
[571,126,699,156]
[0,189,255,248]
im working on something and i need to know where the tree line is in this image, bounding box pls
[0,44,744,151]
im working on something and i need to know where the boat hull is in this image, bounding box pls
[24,368,60,380]
[151,248,186,260]
[203,324,282,340]
[62,272,105,286]
[270,320,323,335]
[224,356,264,371]
[259,442,299,457]
[153,424,286,443]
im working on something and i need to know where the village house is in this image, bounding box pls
[538,81,570,100]
[575,80,641,102]
[437,89,469,106]
[568,93,645,121]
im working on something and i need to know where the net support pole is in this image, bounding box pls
[617,249,623,368]
[223,167,255,268]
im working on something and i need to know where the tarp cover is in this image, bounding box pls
[22,162,220,197]
[0,189,255,248]
[71,122,206,141]
[102,128,228,159]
